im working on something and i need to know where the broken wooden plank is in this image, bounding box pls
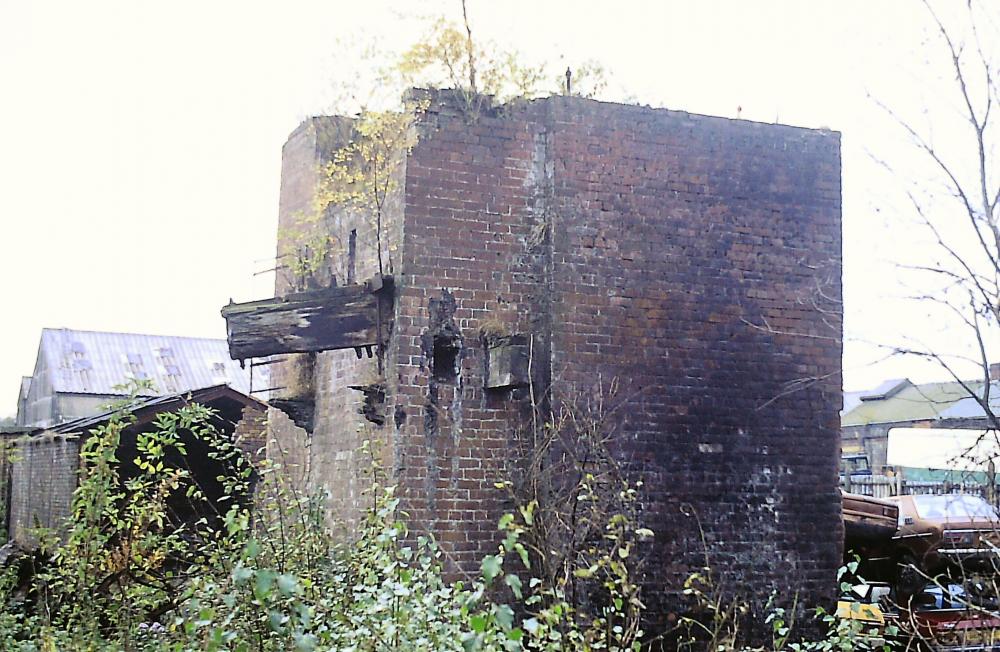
[221,285,379,360]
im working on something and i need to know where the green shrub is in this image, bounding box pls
[0,399,889,652]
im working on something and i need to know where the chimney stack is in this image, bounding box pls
[990,362,1000,382]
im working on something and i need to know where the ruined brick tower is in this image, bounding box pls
[224,91,843,615]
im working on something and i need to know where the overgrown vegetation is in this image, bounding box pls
[278,1,610,290]
[0,397,658,651]
[0,396,890,651]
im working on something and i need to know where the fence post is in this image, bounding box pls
[988,460,997,507]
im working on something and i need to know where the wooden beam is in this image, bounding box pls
[221,284,381,360]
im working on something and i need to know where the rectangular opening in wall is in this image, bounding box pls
[432,336,459,384]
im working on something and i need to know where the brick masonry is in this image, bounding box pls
[233,405,268,465]
[9,434,80,547]
[272,92,843,619]
[8,404,268,549]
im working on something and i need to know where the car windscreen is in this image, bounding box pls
[912,494,1000,521]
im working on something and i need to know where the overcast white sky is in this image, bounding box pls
[0,1,994,417]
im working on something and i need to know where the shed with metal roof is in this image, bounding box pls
[15,328,256,428]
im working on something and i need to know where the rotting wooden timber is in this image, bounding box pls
[221,276,393,361]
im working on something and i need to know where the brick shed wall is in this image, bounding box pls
[10,434,80,547]
[272,93,842,618]
[233,405,268,465]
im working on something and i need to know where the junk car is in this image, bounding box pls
[891,494,1000,574]
[907,581,1000,651]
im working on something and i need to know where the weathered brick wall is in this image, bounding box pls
[272,93,842,620]
[386,99,546,568]
[539,98,842,617]
[9,434,80,547]
[267,118,338,494]
[233,405,268,465]
[272,117,403,524]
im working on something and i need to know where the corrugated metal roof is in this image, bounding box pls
[841,390,866,416]
[0,426,34,436]
[936,382,1000,420]
[842,379,995,426]
[40,328,253,396]
[50,384,266,435]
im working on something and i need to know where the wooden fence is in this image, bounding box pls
[842,474,993,500]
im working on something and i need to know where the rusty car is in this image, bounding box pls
[843,490,900,582]
[890,494,1000,596]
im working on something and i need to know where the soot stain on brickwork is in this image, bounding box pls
[350,383,386,426]
[420,290,464,519]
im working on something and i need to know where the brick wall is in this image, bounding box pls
[272,92,842,619]
[9,433,80,547]
[386,98,546,570]
[233,405,268,465]
[540,98,842,616]
[270,116,403,524]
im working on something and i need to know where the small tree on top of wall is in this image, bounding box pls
[279,0,611,291]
